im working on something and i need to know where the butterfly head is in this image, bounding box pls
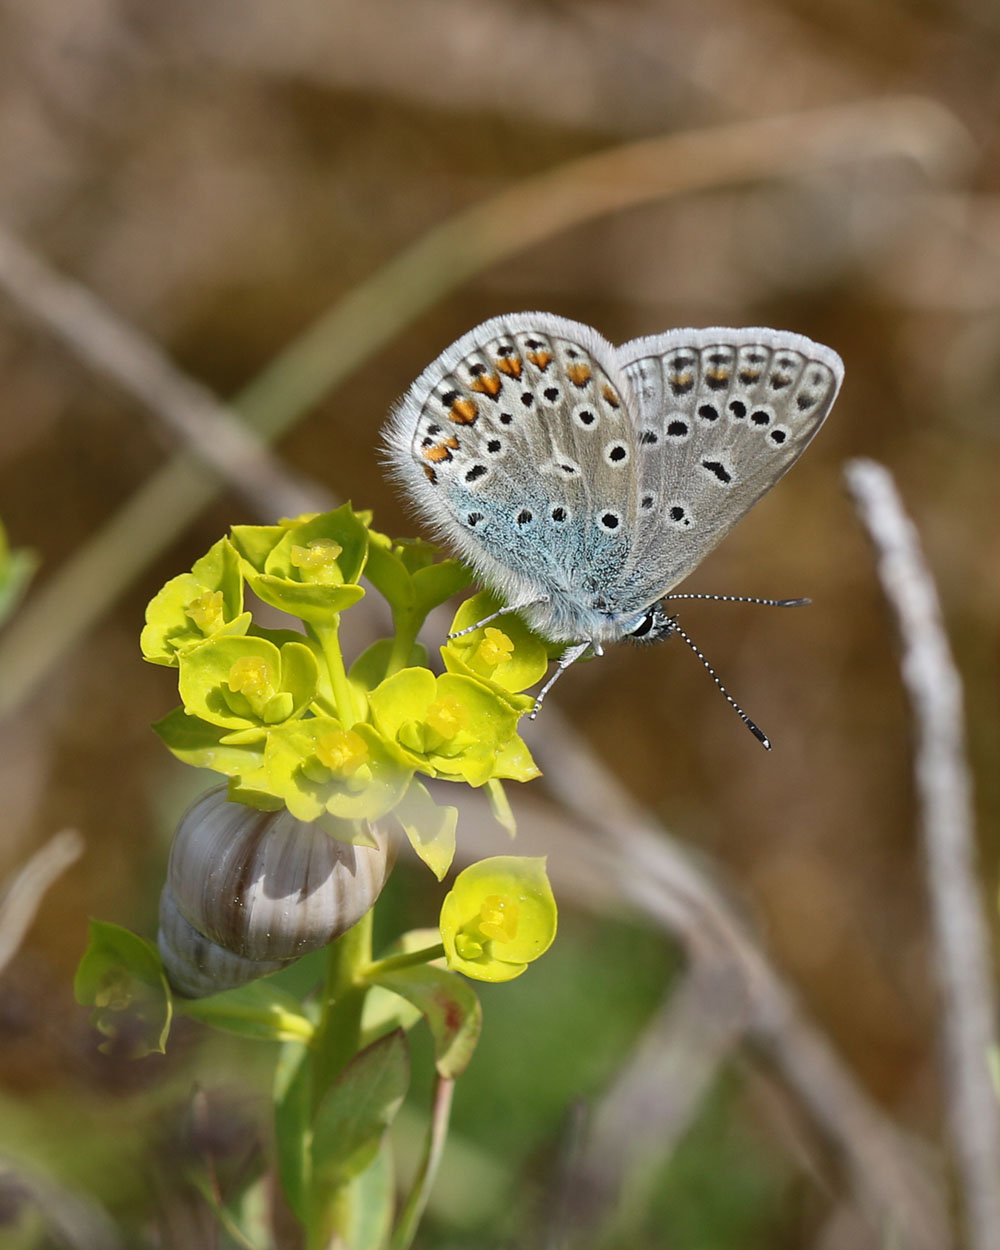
[624,601,677,646]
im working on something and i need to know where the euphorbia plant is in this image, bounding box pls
[76,504,557,1249]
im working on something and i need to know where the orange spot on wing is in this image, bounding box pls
[422,464,438,483]
[470,372,502,397]
[739,369,761,384]
[602,385,621,408]
[443,435,460,449]
[706,368,730,383]
[449,398,479,424]
[566,362,592,388]
[526,350,552,372]
[423,445,453,463]
[496,355,522,379]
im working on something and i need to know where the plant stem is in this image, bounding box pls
[363,944,446,982]
[390,1075,455,1250]
[312,618,360,728]
[385,613,419,679]
[303,913,375,1250]
[311,910,373,1103]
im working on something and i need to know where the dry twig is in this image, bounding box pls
[845,457,1000,1250]
[0,829,83,975]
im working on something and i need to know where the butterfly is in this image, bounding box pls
[384,313,843,728]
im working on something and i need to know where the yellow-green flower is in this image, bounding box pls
[368,669,519,787]
[439,857,557,982]
[264,716,413,822]
[230,505,369,623]
[178,635,318,744]
[441,592,551,710]
[141,537,250,666]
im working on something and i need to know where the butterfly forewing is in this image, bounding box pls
[387,313,639,606]
[616,328,843,604]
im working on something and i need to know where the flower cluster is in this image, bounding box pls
[141,505,548,899]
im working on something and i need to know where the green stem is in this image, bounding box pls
[310,910,373,1103]
[312,618,359,727]
[384,611,420,679]
[390,1075,455,1250]
[362,944,446,982]
[304,912,374,1250]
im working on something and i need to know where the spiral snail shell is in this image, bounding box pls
[158,785,396,997]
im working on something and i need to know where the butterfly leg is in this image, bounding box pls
[447,594,551,640]
[529,641,592,718]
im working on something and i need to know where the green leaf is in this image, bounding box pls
[274,1040,313,1221]
[177,980,314,1042]
[485,778,517,837]
[244,571,365,621]
[390,779,457,881]
[360,929,444,1045]
[364,539,417,613]
[311,1029,409,1189]
[411,558,473,616]
[186,1172,273,1250]
[280,640,322,713]
[152,707,267,778]
[371,964,481,1079]
[338,1144,395,1250]
[491,734,542,784]
[365,535,471,637]
[74,921,172,1057]
[360,984,423,1046]
[393,536,438,575]
[230,521,294,571]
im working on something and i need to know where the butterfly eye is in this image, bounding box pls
[629,610,656,639]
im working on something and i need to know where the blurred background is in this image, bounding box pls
[1,1,998,1247]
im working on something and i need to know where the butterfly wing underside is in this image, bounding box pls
[616,328,844,604]
[385,313,641,612]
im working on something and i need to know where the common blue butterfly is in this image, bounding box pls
[385,313,843,726]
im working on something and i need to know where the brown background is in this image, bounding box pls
[1,1,998,1245]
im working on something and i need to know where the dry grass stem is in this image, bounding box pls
[0,829,83,975]
[845,457,1000,1250]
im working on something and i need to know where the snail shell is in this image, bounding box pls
[158,885,286,998]
[157,785,396,997]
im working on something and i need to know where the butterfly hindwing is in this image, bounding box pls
[616,328,843,605]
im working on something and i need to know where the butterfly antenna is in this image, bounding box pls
[664,593,810,607]
[668,617,771,749]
